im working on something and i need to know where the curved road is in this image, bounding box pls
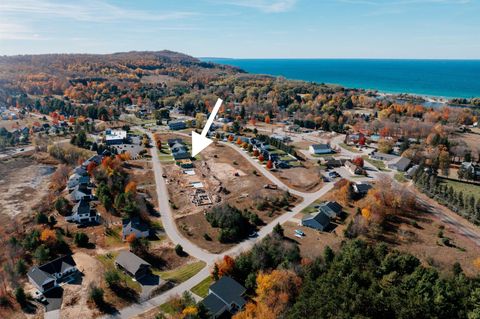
[105,129,480,319]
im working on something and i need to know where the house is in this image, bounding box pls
[460,162,480,181]
[168,120,187,131]
[115,251,151,280]
[370,151,399,162]
[27,255,77,293]
[201,276,247,318]
[301,211,331,231]
[67,175,90,192]
[65,199,99,224]
[73,166,88,177]
[122,218,150,240]
[82,154,102,168]
[353,182,372,195]
[309,144,333,155]
[167,138,183,147]
[387,157,411,172]
[325,158,347,168]
[405,165,420,179]
[70,184,94,202]
[105,129,127,145]
[318,201,342,219]
[345,160,364,175]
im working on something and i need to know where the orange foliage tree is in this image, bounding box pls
[125,233,136,243]
[234,269,302,319]
[41,228,56,242]
[258,154,265,162]
[125,181,137,194]
[266,160,273,169]
[264,115,271,124]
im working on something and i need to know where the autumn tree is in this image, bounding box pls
[266,160,273,169]
[258,154,265,162]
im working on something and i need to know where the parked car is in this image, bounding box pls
[294,233,303,238]
[248,231,258,238]
[295,229,305,236]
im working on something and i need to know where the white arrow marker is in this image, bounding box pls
[191,98,223,157]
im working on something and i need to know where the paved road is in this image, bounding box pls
[105,129,334,319]
[104,129,480,319]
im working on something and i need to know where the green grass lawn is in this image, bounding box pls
[97,252,141,292]
[394,172,407,183]
[155,261,206,284]
[362,156,391,172]
[339,143,362,153]
[301,198,324,214]
[190,276,213,298]
[289,161,303,167]
[158,301,176,315]
[104,226,123,248]
[439,178,480,201]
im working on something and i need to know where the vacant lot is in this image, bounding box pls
[164,141,296,253]
[0,155,55,221]
[286,188,480,277]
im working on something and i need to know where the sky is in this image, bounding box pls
[0,0,479,58]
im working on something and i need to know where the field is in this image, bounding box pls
[438,178,480,201]
[190,276,213,297]
[155,261,206,284]
[362,155,390,171]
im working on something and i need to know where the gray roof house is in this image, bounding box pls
[387,157,411,172]
[201,276,247,318]
[122,218,150,240]
[309,144,333,155]
[27,255,77,293]
[318,201,342,219]
[67,175,90,192]
[405,165,420,179]
[168,121,187,131]
[302,211,331,231]
[353,182,373,195]
[370,151,399,162]
[70,184,94,202]
[66,199,99,224]
[115,251,151,279]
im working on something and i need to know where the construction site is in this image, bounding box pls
[162,140,298,253]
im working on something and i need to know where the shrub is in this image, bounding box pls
[74,232,89,247]
[205,204,252,243]
[175,244,184,256]
[104,270,121,288]
[14,288,27,307]
[88,284,104,307]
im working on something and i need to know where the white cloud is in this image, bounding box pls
[219,0,298,12]
[0,22,45,40]
[0,0,197,22]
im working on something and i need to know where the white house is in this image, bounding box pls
[309,144,332,155]
[65,199,99,224]
[122,218,150,240]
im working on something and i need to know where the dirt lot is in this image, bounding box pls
[286,189,480,277]
[0,154,55,221]
[163,140,297,253]
[273,164,324,192]
[60,252,104,319]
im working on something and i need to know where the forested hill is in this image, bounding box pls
[0,50,244,97]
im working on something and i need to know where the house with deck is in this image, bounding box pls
[202,276,247,318]
[27,255,77,293]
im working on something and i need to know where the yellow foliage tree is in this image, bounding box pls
[361,207,372,221]
[41,228,56,242]
[473,257,480,270]
[182,305,198,317]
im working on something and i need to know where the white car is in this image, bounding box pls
[294,233,303,238]
[34,290,47,303]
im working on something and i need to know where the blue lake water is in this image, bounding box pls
[202,58,480,99]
